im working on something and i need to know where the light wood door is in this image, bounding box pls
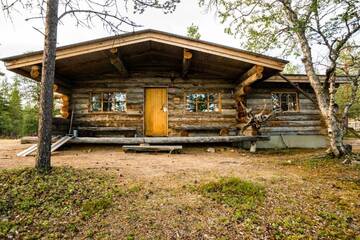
[144,88,168,136]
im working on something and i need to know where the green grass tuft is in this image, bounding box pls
[198,177,265,220]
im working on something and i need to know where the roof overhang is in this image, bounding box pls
[1,29,288,83]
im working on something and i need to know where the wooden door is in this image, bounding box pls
[144,88,168,136]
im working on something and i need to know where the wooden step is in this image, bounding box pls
[123,145,182,153]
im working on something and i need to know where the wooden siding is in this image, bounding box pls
[71,77,237,137]
[248,82,326,135]
[69,78,326,137]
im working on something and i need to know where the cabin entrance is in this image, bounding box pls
[144,88,168,136]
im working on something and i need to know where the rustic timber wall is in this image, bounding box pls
[247,82,326,136]
[71,77,237,137]
[69,77,326,137]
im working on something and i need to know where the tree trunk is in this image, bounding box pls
[36,0,59,171]
[296,35,346,156]
[280,2,348,157]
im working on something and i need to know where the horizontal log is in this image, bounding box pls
[70,136,270,144]
[77,127,137,131]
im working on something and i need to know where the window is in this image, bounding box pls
[90,92,126,112]
[272,92,299,112]
[186,93,221,112]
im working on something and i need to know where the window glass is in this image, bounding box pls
[114,92,127,112]
[272,93,281,112]
[186,93,220,113]
[91,93,102,112]
[271,92,298,112]
[90,92,126,112]
[288,93,298,111]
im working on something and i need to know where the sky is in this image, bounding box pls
[0,1,290,77]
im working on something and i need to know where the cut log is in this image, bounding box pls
[109,49,128,77]
[182,49,192,78]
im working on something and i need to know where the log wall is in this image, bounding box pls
[71,77,237,137]
[69,77,326,137]
[247,82,326,135]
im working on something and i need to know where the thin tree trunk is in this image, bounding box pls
[280,1,347,157]
[36,0,59,171]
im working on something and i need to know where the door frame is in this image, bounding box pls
[143,87,169,137]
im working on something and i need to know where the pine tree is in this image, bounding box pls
[8,78,23,137]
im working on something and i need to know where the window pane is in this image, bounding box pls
[103,92,113,101]
[281,93,288,111]
[91,93,101,103]
[91,102,101,112]
[114,92,126,102]
[208,94,219,112]
[197,101,208,112]
[186,94,197,112]
[103,101,112,111]
[272,93,281,111]
[114,101,126,112]
[288,93,297,111]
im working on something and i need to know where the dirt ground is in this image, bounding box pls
[0,139,328,179]
[1,139,359,239]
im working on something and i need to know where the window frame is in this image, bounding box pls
[184,91,222,113]
[89,91,127,113]
[271,91,300,112]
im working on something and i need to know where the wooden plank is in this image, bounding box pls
[123,145,182,153]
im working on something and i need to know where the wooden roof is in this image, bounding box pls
[1,29,288,81]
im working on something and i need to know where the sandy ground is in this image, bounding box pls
[1,139,358,181]
[0,139,323,180]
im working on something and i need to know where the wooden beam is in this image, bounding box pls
[182,49,192,78]
[235,65,264,98]
[30,65,40,78]
[237,65,264,84]
[109,48,128,77]
[278,73,318,106]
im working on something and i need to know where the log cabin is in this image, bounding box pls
[1,29,331,149]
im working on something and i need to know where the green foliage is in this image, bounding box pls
[198,177,265,220]
[187,23,201,39]
[0,74,39,137]
[282,63,302,74]
[199,0,360,58]
[0,167,123,239]
[336,84,360,119]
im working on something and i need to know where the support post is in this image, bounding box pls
[250,141,257,153]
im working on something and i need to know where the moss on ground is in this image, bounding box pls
[0,167,123,239]
[198,177,265,220]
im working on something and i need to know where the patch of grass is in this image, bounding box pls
[198,177,265,220]
[0,167,123,239]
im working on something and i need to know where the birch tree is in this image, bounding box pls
[200,0,360,157]
[1,0,180,171]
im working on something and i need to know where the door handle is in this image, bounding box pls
[162,104,168,112]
